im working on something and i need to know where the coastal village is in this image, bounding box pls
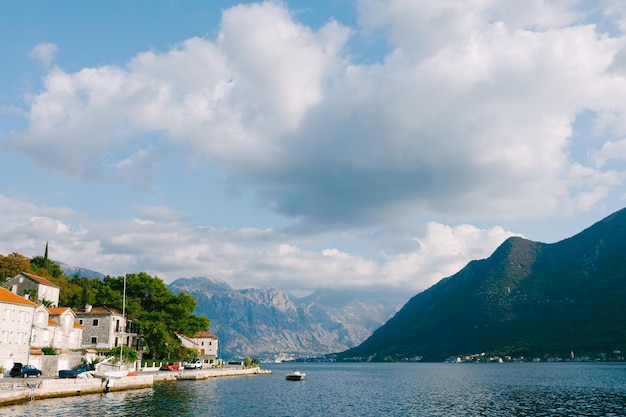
[0,271,268,406]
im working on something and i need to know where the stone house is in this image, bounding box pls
[177,330,219,366]
[73,305,142,351]
[6,272,60,307]
[0,286,37,370]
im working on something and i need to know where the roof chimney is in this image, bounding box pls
[85,304,92,313]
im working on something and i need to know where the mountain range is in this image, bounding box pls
[58,207,626,363]
[339,207,626,362]
[168,277,406,361]
[57,262,105,279]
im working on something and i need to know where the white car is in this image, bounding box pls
[183,358,203,369]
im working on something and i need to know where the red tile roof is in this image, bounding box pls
[48,307,71,316]
[0,286,37,306]
[21,272,59,288]
[194,331,218,339]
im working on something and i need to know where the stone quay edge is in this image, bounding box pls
[0,366,271,406]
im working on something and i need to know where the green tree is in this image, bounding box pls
[102,273,210,359]
[61,276,102,307]
[30,255,64,279]
[110,346,138,363]
[243,357,260,368]
[0,252,31,283]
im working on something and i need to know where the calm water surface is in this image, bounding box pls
[3,362,626,416]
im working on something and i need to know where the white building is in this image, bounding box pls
[0,286,36,370]
[31,304,54,348]
[46,307,83,350]
[177,331,219,366]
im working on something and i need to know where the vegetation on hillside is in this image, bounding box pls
[0,251,210,360]
[339,208,626,362]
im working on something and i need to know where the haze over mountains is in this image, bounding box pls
[168,277,406,361]
[58,262,408,361]
[340,207,626,362]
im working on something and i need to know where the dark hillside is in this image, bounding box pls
[339,208,626,361]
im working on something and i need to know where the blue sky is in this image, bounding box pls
[2,0,626,296]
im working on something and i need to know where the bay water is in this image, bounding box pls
[3,362,626,416]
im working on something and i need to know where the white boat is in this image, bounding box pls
[285,370,305,381]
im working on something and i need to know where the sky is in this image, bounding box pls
[2,0,626,297]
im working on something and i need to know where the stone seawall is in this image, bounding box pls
[0,367,270,406]
[154,366,271,382]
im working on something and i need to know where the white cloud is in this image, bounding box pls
[13,0,626,224]
[379,222,521,291]
[0,193,518,294]
[29,42,58,67]
[590,137,626,167]
[5,0,626,285]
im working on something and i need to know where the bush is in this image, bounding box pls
[42,346,57,355]
[109,346,138,363]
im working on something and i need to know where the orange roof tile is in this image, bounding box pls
[0,286,37,306]
[21,272,59,288]
[48,307,71,316]
[194,331,218,339]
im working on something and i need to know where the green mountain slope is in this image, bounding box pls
[339,208,626,362]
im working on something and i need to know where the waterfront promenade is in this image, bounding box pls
[0,366,271,406]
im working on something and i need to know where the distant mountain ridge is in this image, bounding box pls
[339,207,626,362]
[57,261,105,280]
[53,262,406,361]
[169,277,406,361]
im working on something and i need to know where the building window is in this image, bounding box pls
[93,319,99,326]
[79,319,83,325]
[91,337,97,344]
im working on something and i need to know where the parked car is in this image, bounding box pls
[183,358,203,370]
[159,362,180,371]
[58,363,92,378]
[10,363,42,378]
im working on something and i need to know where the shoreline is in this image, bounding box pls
[0,366,271,407]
